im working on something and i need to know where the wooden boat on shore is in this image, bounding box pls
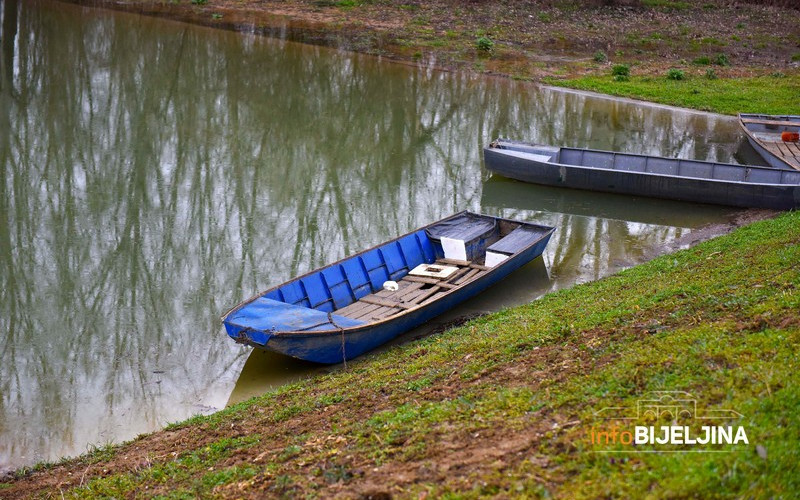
[223,212,555,364]
[484,139,800,210]
[738,113,800,171]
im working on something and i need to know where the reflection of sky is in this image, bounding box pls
[0,0,737,468]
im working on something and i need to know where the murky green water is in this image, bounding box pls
[0,0,756,469]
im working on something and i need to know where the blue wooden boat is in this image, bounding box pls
[223,212,555,364]
[738,114,800,171]
[484,139,800,210]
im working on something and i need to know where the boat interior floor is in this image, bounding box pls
[335,258,489,322]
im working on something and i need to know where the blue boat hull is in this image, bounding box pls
[223,212,554,364]
[243,235,550,363]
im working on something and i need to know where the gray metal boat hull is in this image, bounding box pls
[484,140,800,210]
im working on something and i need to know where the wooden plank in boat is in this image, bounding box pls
[443,266,472,283]
[403,275,456,288]
[437,257,471,267]
[435,257,488,271]
[411,286,445,304]
[337,300,381,319]
[403,275,439,285]
[786,141,800,156]
[350,304,384,320]
[394,282,427,299]
[360,295,415,310]
[453,267,482,285]
[374,280,423,299]
[420,291,448,306]
[775,142,792,157]
[363,305,402,321]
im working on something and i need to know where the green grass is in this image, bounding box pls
[6,212,800,497]
[544,73,800,115]
[642,0,690,10]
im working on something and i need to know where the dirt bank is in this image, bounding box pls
[69,0,799,80]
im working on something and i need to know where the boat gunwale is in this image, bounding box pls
[223,211,555,338]
[490,139,800,186]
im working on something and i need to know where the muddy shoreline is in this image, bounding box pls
[64,0,799,81]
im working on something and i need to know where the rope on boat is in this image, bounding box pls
[328,312,347,370]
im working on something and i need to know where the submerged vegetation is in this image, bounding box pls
[4,211,799,497]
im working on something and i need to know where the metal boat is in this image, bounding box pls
[484,139,800,209]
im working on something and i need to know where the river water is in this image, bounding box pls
[0,0,760,469]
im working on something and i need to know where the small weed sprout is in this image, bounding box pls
[667,68,685,80]
[716,53,730,66]
[611,63,630,81]
[594,50,608,63]
[611,64,629,76]
[705,68,717,80]
[476,36,494,53]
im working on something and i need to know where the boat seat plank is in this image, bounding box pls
[426,215,497,243]
[487,226,548,255]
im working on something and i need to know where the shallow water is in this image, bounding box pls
[0,0,754,468]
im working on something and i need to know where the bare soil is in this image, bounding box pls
[67,0,800,79]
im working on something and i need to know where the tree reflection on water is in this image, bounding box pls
[0,0,738,468]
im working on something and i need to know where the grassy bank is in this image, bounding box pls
[3,211,799,497]
[544,72,800,115]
